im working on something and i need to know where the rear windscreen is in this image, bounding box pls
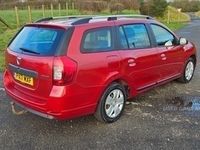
[9,26,65,56]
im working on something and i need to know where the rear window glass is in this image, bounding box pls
[9,26,65,56]
[81,28,112,53]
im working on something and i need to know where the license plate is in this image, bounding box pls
[14,73,33,86]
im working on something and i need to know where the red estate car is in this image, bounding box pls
[3,15,197,123]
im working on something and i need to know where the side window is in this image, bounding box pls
[123,24,151,49]
[151,24,175,46]
[118,26,129,49]
[82,28,112,52]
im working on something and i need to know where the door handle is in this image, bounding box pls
[128,59,136,67]
[160,54,167,60]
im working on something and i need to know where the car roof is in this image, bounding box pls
[29,15,157,28]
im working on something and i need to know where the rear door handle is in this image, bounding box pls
[160,54,167,60]
[128,59,136,67]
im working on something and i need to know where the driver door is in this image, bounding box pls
[150,24,184,82]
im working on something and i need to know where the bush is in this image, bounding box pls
[140,0,168,17]
[76,0,108,13]
[110,2,124,14]
[170,0,200,12]
[122,0,140,10]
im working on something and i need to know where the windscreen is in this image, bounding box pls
[9,26,65,56]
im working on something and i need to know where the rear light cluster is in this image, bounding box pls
[53,56,77,86]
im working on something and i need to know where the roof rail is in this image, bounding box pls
[70,15,153,25]
[35,14,153,25]
[35,15,95,23]
[35,17,53,23]
[71,18,92,25]
[93,15,153,20]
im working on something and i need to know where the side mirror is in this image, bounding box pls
[179,38,188,45]
[165,40,173,47]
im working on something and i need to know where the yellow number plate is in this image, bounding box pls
[14,73,33,86]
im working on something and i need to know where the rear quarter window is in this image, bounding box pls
[9,26,65,56]
[81,27,113,53]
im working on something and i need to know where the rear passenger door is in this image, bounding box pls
[68,22,122,92]
[116,23,160,92]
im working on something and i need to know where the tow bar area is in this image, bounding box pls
[10,101,55,119]
[10,101,27,115]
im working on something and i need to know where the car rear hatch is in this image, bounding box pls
[5,24,73,104]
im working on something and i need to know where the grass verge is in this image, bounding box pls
[164,22,187,31]
[0,29,17,72]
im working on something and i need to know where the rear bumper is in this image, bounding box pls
[11,100,55,119]
[5,87,61,119]
[3,70,98,120]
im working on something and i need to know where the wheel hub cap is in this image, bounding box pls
[105,89,124,118]
[185,61,194,81]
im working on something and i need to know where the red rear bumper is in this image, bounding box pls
[3,70,97,120]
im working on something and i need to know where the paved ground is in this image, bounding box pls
[0,20,200,150]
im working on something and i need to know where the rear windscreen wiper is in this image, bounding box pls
[20,47,40,55]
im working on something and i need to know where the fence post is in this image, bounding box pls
[58,3,61,16]
[177,8,182,23]
[28,5,32,23]
[66,2,68,15]
[15,6,20,28]
[42,5,45,17]
[72,2,75,10]
[167,8,170,24]
[51,3,53,17]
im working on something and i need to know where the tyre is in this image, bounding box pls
[95,83,126,123]
[178,58,195,83]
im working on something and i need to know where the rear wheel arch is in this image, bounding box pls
[103,78,130,99]
[111,79,130,98]
[95,78,130,109]
[94,81,127,123]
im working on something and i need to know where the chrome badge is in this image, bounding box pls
[16,57,22,65]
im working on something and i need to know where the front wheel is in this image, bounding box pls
[178,58,195,83]
[95,83,126,123]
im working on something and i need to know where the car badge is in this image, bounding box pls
[16,57,22,65]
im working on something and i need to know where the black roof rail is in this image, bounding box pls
[108,17,117,21]
[34,15,95,23]
[71,18,93,25]
[35,17,53,23]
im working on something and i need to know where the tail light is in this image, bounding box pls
[53,56,77,85]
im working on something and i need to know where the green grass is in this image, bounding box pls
[0,29,17,72]
[0,52,5,72]
[0,9,80,31]
[0,7,189,32]
[0,9,139,31]
[0,7,190,72]
[164,22,187,31]
[158,6,190,23]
